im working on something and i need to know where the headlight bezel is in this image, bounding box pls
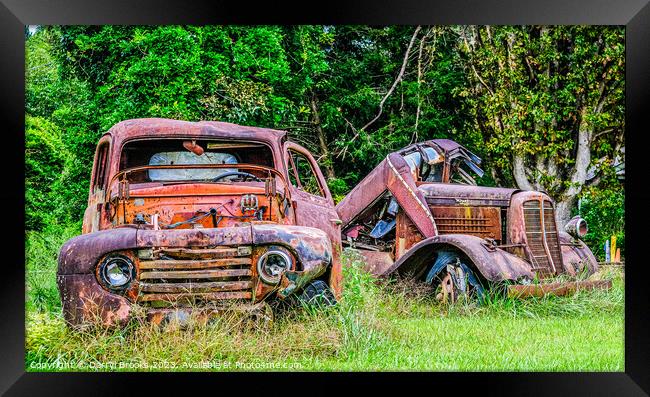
[96,253,136,291]
[256,246,294,285]
[565,216,589,239]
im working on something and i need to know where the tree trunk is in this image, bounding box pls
[310,95,335,179]
[555,108,593,225]
[512,154,536,191]
[554,198,575,228]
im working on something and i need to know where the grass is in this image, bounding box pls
[25,227,624,372]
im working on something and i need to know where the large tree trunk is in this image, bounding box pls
[555,198,575,229]
[555,108,593,225]
[310,95,335,179]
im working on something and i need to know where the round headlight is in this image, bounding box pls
[257,249,292,285]
[98,254,135,290]
[565,216,588,239]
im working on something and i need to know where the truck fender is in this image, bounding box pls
[383,234,535,283]
[558,231,599,276]
[58,227,138,275]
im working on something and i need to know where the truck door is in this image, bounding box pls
[283,142,342,296]
[82,137,111,233]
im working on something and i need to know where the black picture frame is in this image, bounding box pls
[2,0,648,395]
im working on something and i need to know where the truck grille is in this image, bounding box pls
[137,246,254,305]
[430,206,501,240]
[522,200,563,276]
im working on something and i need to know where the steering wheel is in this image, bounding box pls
[212,171,262,182]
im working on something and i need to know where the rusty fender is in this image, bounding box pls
[558,231,599,276]
[381,234,535,282]
[57,274,131,327]
[252,224,332,299]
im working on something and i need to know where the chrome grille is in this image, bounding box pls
[522,200,563,276]
[137,246,254,305]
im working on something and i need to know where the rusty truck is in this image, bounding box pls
[57,118,342,326]
[336,139,610,302]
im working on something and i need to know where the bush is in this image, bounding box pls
[25,116,67,230]
[577,186,625,261]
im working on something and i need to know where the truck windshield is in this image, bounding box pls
[148,152,237,181]
[119,139,274,183]
[449,156,484,185]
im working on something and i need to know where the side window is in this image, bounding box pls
[93,142,109,190]
[287,150,325,197]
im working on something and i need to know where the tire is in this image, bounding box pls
[298,280,337,308]
[425,250,485,304]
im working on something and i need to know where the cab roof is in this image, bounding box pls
[103,118,287,149]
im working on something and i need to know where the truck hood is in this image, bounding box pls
[417,183,520,207]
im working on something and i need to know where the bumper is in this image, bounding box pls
[59,273,270,327]
[507,279,612,298]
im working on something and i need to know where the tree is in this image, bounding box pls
[456,26,624,224]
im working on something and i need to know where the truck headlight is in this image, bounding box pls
[98,254,135,290]
[565,216,588,239]
[257,248,292,285]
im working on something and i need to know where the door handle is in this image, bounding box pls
[330,218,342,225]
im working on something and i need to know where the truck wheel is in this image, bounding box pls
[425,250,485,304]
[298,280,337,308]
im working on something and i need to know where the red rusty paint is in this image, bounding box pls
[58,118,342,326]
[337,139,602,297]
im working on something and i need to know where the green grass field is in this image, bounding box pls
[25,226,624,372]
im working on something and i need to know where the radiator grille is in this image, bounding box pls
[522,200,563,276]
[430,206,501,240]
[543,201,563,271]
[137,247,254,306]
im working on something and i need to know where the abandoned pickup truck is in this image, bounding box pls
[336,139,610,302]
[58,118,342,326]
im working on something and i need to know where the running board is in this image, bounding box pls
[507,279,612,298]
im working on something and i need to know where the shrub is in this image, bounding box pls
[25,116,67,230]
[577,186,625,261]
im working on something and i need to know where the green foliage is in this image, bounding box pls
[25,25,624,256]
[457,26,624,212]
[25,116,66,230]
[26,223,80,312]
[577,187,625,260]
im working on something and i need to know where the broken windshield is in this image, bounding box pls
[119,139,275,183]
[403,144,445,182]
[448,154,484,185]
[401,143,484,184]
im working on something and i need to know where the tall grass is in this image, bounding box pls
[25,223,80,313]
[25,231,624,372]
